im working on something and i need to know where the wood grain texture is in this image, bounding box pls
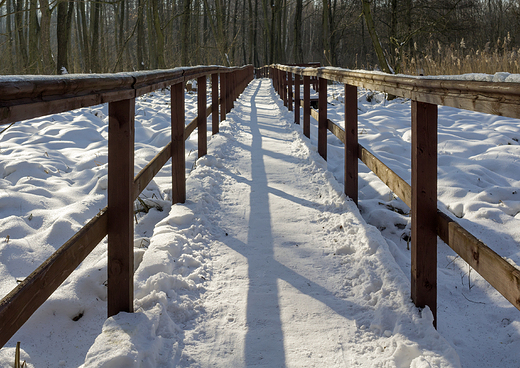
[344,84,358,205]
[107,98,135,317]
[0,208,108,348]
[212,73,219,134]
[411,100,438,326]
[198,76,207,158]
[294,74,301,124]
[171,82,186,204]
[318,77,327,160]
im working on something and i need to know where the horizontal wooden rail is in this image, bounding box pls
[273,64,520,325]
[0,65,255,348]
[0,208,109,348]
[278,65,520,120]
[0,66,241,126]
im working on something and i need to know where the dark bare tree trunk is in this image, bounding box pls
[181,0,191,65]
[28,0,40,73]
[56,0,74,74]
[15,0,28,71]
[137,0,146,70]
[294,0,303,63]
[361,0,392,73]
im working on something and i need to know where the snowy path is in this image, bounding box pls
[161,80,458,367]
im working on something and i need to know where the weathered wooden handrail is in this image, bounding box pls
[270,64,520,327]
[0,65,255,348]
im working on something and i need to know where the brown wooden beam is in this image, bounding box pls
[318,77,327,160]
[303,76,311,139]
[108,98,135,317]
[212,73,219,135]
[0,208,108,348]
[171,82,186,204]
[344,84,358,205]
[411,100,438,327]
[198,76,207,158]
[294,74,301,124]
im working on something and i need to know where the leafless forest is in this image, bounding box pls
[0,0,519,75]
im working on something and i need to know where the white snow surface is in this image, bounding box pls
[0,77,517,367]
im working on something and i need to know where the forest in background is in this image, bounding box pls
[1,0,520,76]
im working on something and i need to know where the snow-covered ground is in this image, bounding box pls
[0,76,518,367]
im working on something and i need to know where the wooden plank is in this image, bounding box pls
[277,65,520,120]
[0,89,135,125]
[107,98,135,317]
[358,145,412,207]
[327,117,344,142]
[133,142,172,200]
[198,76,207,158]
[220,73,227,121]
[0,208,108,348]
[345,84,358,205]
[303,76,310,139]
[318,77,327,160]
[437,211,520,311]
[411,100,438,327]
[282,71,288,106]
[212,73,219,135]
[294,73,301,124]
[288,72,293,111]
[171,82,186,204]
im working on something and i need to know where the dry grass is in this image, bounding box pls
[398,34,520,76]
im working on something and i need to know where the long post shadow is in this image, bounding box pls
[245,80,286,366]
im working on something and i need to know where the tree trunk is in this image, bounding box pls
[137,0,146,70]
[15,0,28,72]
[4,0,15,73]
[56,0,73,74]
[39,0,54,74]
[77,0,90,72]
[90,0,101,72]
[294,0,303,63]
[181,0,190,65]
[361,0,392,73]
[28,0,40,73]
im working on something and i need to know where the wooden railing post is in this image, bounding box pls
[220,73,227,121]
[171,82,186,204]
[288,71,293,111]
[282,71,288,106]
[345,84,358,205]
[411,100,438,327]
[198,75,207,158]
[303,75,310,138]
[227,71,233,113]
[212,73,219,134]
[318,77,327,160]
[294,73,300,124]
[107,98,135,317]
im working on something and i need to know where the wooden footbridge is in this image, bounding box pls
[0,64,519,348]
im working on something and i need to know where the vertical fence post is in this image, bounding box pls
[275,69,280,95]
[212,73,219,134]
[344,84,358,205]
[198,75,207,158]
[411,100,438,328]
[171,82,186,204]
[294,73,300,124]
[288,71,293,111]
[107,98,135,317]
[318,77,327,160]
[227,71,233,113]
[220,73,227,121]
[303,75,310,139]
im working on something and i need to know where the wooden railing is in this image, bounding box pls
[270,64,520,327]
[0,65,254,348]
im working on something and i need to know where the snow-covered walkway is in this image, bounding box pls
[82,79,459,367]
[0,78,466,367]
